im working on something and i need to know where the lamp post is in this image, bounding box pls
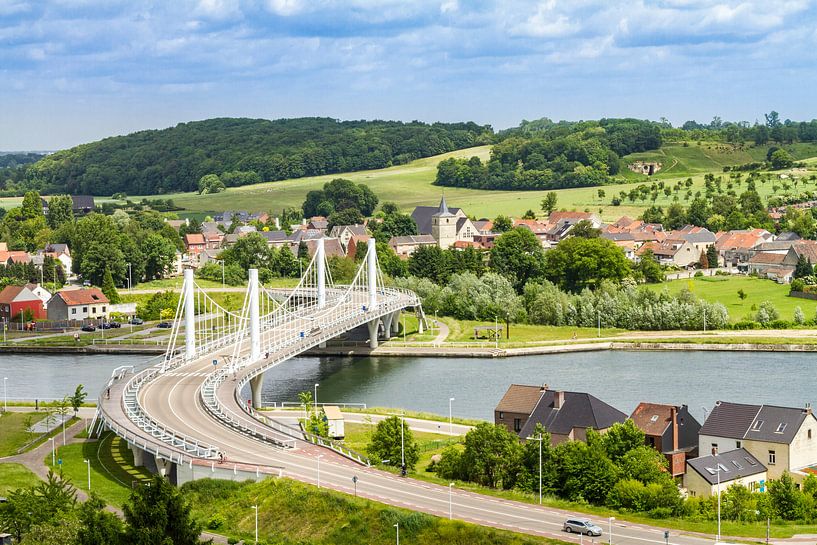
[525,433,543,504]
[3,377,7,413]
[49,437,55,466]
[448,397,455,434]
[400,414,405,471]
[84,459,91,490]
[128,262,132,292]
[716,453,722,543]
[220,259,225,289]
[314,383,319,416]
[597,308,601,337]
[394,523,399,545]
[251,505,258,544]
[317,454,324,489]
[448,483,454,520]
[608,516,615,545]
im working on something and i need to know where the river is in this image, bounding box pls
[1,350,815,421]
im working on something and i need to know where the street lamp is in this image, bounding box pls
[3,377,7,413]
[608,516,615,545]
[448,483,454,520]
[400,414,405,473]
[526,434,543,504]
[394,523,399,545]
[314,383,319,416]
[84,459,91,490]
[127,262,132,292]
[251,505,258,544]
[448,397,455,434]
[715,452,722,543]
[317,454,324,489]
[49,437,56,466]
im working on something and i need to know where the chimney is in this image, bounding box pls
[554,391,565,409]
[541,383,549,392]
[275,217,281,230]
[805,402,812,415]
[671,406,679,452]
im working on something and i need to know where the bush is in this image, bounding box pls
[227,538,239,545]
[207,514,225,529]
[731,320,760,330]
[791,278,806,293]
[694,270,704,277]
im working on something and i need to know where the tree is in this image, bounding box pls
[569,219,600,238]
[737,289,748,301]
[123,474,204,545]
[221,233,269,271]
[46,195,74,229]
[489,228,547,292]
[543,237,632,293]
[617,446,669,484]
[76,492,124,545]
[698,251,709,269]
[706,245,719,269]
[373,213,417,240]
[197,174,225,194]
[80,241,127,287]
[794,254,813,279]
[554,433,619,504]
[69,385,87,415]
[408,245,451,284]
[663,203,688,230]
[768,472,805,520]
[640,206,664,224]
[376,242,407,278]
[602,420,645,463]
[770,149,794,170]
[492,215,512,232]
[540,192,558,216]
[327,208,364,231]
[637,249,664,283]
[366,415,420,471]
[21,190,44,220]
[142,233,178,280]
[459,423,523,489]
[794,306,805,325]
[522,209,537,220]
[304,178,379,217]
[100,267,121,304]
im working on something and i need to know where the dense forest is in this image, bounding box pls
[436,118,661,191]
[666,111,817,144]
[13,118,492,196]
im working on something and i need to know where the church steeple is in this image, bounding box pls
[434,193,454,217]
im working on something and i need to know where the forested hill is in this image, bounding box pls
[21,117,493,196]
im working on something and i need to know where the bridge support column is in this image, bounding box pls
[367,238,377,311]
[154,455,171,477]
[184,268,196,360]
[249,374,264,409]
[417,312,424,334]
[130,444,144,467]
[249,268,261,361]
[391,310,400,334]
[367,319,380,349]
[317,238,326,309]
[382,313,394,340]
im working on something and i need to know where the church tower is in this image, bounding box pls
[431,194,457,249]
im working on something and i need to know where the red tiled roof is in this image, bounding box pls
[630,402,675,436]
[749,252,786,264]
[55,288,109,306]
[0,285,31,304]
[184,233,205,245]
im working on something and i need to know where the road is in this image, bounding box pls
[128,354,720,545]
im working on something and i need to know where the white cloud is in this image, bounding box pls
[265,0,305,16]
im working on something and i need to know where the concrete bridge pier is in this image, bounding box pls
[381,313,394,340]
[249,374,264,409]
[129,443,145,467]
[154,455,172,477]
[367,318,380,349]
[391,310,400,334]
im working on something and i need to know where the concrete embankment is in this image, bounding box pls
[0,344,164,355]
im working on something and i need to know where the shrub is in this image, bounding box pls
[732,320,760,330]
[227,538,239,545]
[694,270,704,277]
[791,278,806,293]
[207,514,225,530]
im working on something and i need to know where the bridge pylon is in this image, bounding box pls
[184,268,196,360]
[249,268,261,361]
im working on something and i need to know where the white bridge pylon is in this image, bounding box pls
[168,237,419,380]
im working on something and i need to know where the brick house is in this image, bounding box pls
[630,402,701,477]
[0,285,47,321]
[183,233,206,255]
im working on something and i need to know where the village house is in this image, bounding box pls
[70,195,96,216]
[183,233,206,255]
[698,401,817,482]
[636,239,700,268]
[715,230,772,268]
[258,230,290,249]
[411,196,478,249]
[685,448,767,498]
[494,384,627,444]
[388,234,437,257]
[747,253,793,283]
[346,233,371,260]
[0,285,48,322]
[46,288,110,321]
[24,283,51,307]
[668,226,717,258]
[329,224,369,251]
[42,243,72,274]
[630,402,701,477]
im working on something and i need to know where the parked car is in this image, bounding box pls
[563,519,602,536]
[109,321,121,328]
[128,317,144,325]
[80,325,96,332]
[82,280,91,287]
[157,321,173,329]
[99,322,113,329]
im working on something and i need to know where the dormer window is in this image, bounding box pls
[775,423,787,433]
[650,415,659,422]
[752,420,764,431]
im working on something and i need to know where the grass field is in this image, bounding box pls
[0,463,41,495]
[644,276,815,323]
[47,431,152,507]
[0,411,46,456]
[442,319,626,343]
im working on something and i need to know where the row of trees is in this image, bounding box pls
[0,472,205,544]
[21,118,492,196]
[669,111,817,146]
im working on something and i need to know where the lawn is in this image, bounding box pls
[183,477,560,545]
[644,276,815,323]
[441,319,626,344]
[0,463,41,495]
[0,411,46,456]
[46,431,152,507]
[339,408,486,427]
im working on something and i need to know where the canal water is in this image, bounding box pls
[2,350,815,421]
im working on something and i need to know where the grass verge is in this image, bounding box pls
[0,411,47,456]
[0,463,41,495]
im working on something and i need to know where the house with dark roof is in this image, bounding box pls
[411,196,478,249]
[329,224,369,250]
[630,403,701,476]
[699,401,817,481]
[685,448,767,497]
[495,384,627,443]
[389,234,437,257]
[71,195,95,215]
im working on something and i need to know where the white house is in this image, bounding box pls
[46,288,110,321]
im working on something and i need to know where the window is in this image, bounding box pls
[650,415,659,422]
[83,306,88,312]
[752,420,764,431]
[775,423,788,434]
[92,307,96,314]
[732,460,743,470]
[736,440,741,448]
[769,450,776,465]
[102,306,106,312]
[717,463,729,473]
[745,456,757,466]
[705,467,716,475]
[749,482,757,492]
[498,412,504,419]
[514,418,521,432]
[71,308,76,315]
[649,437,655,447]
[809,429,813,440]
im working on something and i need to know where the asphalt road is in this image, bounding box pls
[137,355,718,545]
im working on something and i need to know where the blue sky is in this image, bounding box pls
[1,0,816,150]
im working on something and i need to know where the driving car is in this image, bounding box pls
[563,518,602,536]
[157,321,173,328]
[80,325,97,332]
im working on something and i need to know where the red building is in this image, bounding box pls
[0,285,47,322]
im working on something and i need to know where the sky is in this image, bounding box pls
[1,0,817,150]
